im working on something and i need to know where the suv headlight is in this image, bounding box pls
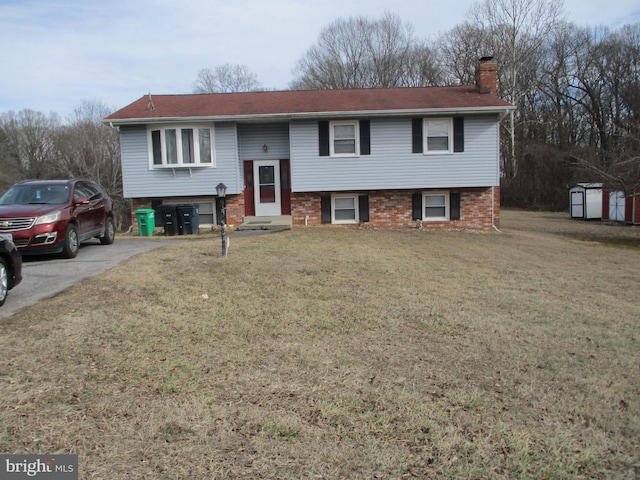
[35,210,62,225]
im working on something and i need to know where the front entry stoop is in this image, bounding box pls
[237,216,292,231]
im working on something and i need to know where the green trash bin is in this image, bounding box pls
[135,209,155,237]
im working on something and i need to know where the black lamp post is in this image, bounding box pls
[216,182,227,257]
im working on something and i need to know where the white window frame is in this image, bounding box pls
[331,194,359,224]
[330,120,360,157]
[423,191,450,221]
[424,118,453,154]
[148,124,215,168]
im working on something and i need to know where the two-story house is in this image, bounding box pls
[105,57,514,231]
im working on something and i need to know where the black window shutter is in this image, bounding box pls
[412,119,423,153]
[319,121,330,157]
[453,117,464,152]
[360,120,370,155]
[358,195,370,222]
[412,193,423,220]
[450,192,461,220]
[321,195,331,224]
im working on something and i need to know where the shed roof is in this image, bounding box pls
[104,86,515,125]
[571,183,604,190]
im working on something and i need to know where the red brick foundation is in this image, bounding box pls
[291,187,500,230]
[130,187,500,233]
[224,194,244,226]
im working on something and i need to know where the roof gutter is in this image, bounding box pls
[103,105,517,126]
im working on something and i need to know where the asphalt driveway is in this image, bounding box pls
[0,237,173,319]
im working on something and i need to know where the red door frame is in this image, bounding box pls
[244,159,291,216]
[243,161,255,217]
[279,159,291,215]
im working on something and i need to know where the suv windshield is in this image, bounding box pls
[0,185,70,205]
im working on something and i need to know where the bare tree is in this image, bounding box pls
[290,12,443,90]
[437,23,491,85]
[54,100,130,228]
[403,43,446,87]
[555,24,640,194]
[495,20,640,209]
[466,0,565,180]
[193,64,262,93]
[0,109,60,180]
[0,125,19,191]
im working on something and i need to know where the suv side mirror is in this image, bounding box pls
[75,197,89,205]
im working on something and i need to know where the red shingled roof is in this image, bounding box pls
[105,86,514,123]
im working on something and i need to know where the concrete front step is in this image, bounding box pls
[237,215,292,231]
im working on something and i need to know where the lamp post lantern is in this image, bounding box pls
[216,183,227,257]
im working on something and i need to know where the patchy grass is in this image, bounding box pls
[1,210,639,479]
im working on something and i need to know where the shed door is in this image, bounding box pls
[571,191,584,218]
[609,191,625,222]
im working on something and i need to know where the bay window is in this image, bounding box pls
[149,125,214,167]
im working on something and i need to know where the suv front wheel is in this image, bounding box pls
[0,258,8,306]
[100,217,116,245]
[62,224,79,259]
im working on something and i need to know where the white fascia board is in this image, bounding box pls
[104,105,516,126]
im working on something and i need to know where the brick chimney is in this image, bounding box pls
[475,56,497,94]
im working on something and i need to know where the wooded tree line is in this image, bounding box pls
[285,4,640,210]
[0,102,129,227]
[2,0,638,220]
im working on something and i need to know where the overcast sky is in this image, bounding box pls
[1,0,639,119]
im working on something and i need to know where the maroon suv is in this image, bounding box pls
[0,179,116,258]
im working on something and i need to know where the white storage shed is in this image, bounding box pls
[570,183,603,219]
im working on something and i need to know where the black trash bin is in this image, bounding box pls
[176,204,200,235]
[157,204,178,236]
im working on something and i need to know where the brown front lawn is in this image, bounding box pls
[1,210,638,479]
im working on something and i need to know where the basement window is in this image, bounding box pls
[424,192,449,221]
[332,195,359,224]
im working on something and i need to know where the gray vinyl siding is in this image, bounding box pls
[119,123,241,198]
[120,115,501,199]
[290,116,500,192]
[238,123,290,160]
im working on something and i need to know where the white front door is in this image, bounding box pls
[254,160,281,216]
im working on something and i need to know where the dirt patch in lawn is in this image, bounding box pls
[1,210,638,479]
